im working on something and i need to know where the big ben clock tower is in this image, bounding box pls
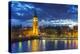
[32,9,39,36]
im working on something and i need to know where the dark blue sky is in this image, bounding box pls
[9,1,78,27]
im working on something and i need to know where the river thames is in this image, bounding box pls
[11,38,78,53]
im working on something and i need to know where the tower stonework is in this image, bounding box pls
[32,10,39,36]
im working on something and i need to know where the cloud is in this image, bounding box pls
[21,19,33,27]
[16,12,24,16]
[11,2,35,11]
[11,2,43,17]
[24,4,34,9]
[39,19,77,27]
[11,19,22,26]
[11,18,77,28]
[67,6,78,13]
[11,2,28,11]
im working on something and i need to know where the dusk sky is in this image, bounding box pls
[9,1,78,27]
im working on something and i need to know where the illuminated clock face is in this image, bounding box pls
[33,17,38,21]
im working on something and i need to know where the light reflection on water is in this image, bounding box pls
[31,39,39,51]
[11,39,78,53]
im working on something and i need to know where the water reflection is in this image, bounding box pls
[31,39,39,51]
[19,41,22,52]
[42,40,46,50]
[54,40,58,49]
[11,39,78,53]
